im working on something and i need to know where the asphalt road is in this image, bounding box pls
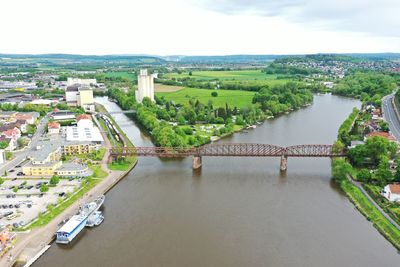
[382,93,400,141]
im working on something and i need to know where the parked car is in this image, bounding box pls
[9,170,15,173]
[59,192,65,197]
[15,165,21,168]
[17,172,23,176]
[12,177,17,181]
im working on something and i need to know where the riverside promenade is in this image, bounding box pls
[0,112,137,267]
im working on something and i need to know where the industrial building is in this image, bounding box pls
[135,69,155,103]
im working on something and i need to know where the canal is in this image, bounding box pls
[35,94,400,267]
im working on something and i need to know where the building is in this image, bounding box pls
[51,110,76,121]
[22,161,62,176]
[48,121,61,135]
[55,162,91,178]
[0,127,21,141]
[62,143,100,155]
[365,132,396,141]
[382,184,400,202]
[23,141,62,176]
[65,85,95,112]
[66,115,103,143]
[15,113,35,124]
[67,78,97,86]
[135,69,155,103]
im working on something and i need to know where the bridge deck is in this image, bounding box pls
[110,143,345,158]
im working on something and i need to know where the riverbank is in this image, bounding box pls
[0,105,138,267]
[332,99,400,251]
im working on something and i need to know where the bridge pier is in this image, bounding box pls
[280,155,288,172]
[192,156,202,169]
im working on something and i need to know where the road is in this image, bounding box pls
[382,93,400,140]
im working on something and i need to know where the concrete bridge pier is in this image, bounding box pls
[193,156,202,169]
[280,155,288,172]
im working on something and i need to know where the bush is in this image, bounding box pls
[211,91,218,97]
[40,184,49,192]
[50,176,60,185]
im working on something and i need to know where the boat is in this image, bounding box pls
[86,211,104,227]
[56,195,105,244]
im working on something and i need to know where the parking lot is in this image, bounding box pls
[0,178,81,228]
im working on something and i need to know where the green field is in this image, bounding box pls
[166,69,289,81]
[156,88,255,108]
[104,71,136,81]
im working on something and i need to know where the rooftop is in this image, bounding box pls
[389,184,400,194]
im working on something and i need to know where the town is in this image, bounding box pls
[0,52,399,266]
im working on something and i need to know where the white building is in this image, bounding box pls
[382,184,400,202]
[65,85,95,112]
[135,69,155,103]
[66,115,104,143]
[67,78,97,86]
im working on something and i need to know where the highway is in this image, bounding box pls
[382,93,400,140]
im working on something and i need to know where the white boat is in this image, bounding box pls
[56,195,105,244]
[56,214,88,244]
[86,211,104,227]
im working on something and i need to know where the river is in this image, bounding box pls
[35,94,400,267]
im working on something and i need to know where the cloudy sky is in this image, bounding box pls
[0,0,399,55]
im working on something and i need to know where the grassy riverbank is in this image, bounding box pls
[339,178,400,250]
[332,106,400,250]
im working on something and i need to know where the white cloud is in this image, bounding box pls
[0,0,398,55]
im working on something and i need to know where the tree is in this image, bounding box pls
[189,71,193,76]
[332,159,353,181]
[0,141,8,150]
[357,169,372,183]
[0,177,4,185]
[40,184,49,192]
[211,91,218,97]
[50,176,60,185]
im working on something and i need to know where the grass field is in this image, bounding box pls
[104,71,136,81]
[155,84,184,92]
[156,88,255,108]
[165,70,272,80]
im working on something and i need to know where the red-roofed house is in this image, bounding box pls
[76,114,92,122]
[15,113,34,124]
[365,131,396,141]
[1,128,21,141]
[382,184,400,202]
[48,122,61,135]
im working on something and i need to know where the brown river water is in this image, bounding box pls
[34,94,400,267]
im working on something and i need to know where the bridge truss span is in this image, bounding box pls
[109,143,345,170]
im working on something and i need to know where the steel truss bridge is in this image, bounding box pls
[110,143,345,171]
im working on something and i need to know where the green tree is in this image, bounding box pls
[50,176,60,185]
[40,184,49,192]
[0,141,8,150]
[357,169,372,183]
[211,91,218,97]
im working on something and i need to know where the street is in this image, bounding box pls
[382,93,400,140]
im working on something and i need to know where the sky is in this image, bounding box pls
[0,0,399,55]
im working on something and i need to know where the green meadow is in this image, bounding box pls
[156,88,255,108]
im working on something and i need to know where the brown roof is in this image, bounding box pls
[15,114,33,120]
[366,132,396,141]
[48,122,60,129]
[76,114,91,121]
[389,184,400,194]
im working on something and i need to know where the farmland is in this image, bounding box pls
[165,69,291,82]
[156,87,255,108]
